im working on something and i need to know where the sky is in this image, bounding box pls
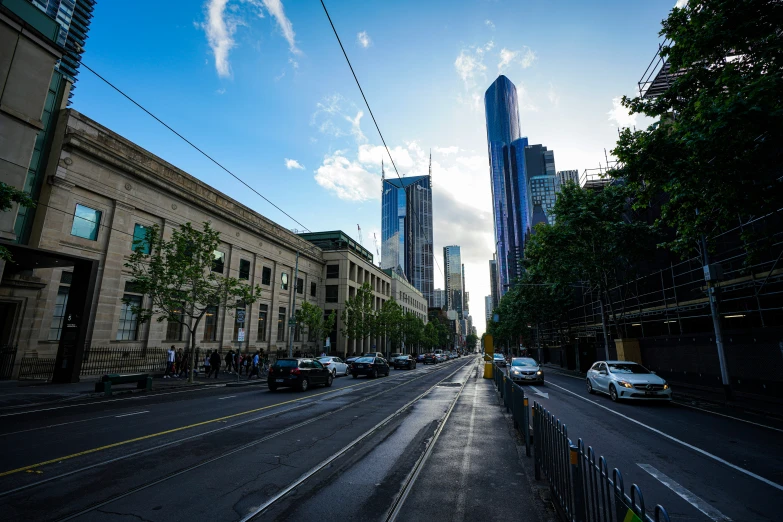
[73,0,681,338]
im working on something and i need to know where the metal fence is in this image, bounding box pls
[80,346,168,376]
[0,345,16,380]
[18,355,56,380]
[489,363,670,522]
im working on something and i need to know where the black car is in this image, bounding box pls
[392,355,417,370]
[351,356,390,378]
[268,358,333,392]
[423,353,439,364]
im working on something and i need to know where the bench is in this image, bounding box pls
[94,373,152,396]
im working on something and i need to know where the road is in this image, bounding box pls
[508,367,783,522]
[0,356,543,522]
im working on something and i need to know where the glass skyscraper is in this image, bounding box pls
[381,165,434,307]
[443,245,463,319]
[526,145,559,225]
[485,75,531,298]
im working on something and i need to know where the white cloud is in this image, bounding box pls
[311,95,369,144]
[260,0,300,54]
[547,83,559,107]
[357,144,416,169]
[517,84,538,112]
[216,87,226,94]
[434,146,460,155]
[346,111,367,144]
[203,0,238,78]
[675,0,687,7]
[485,19,495,29]
[357,31,372,48]
[288,57,299,69]
[607,96,637,128]
[498,46,536,72]
[314,152,380,201]
[498,48,516,72]
[455,48,487,88]
[285,158,304,170]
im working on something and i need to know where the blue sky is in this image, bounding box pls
[74,0,680,336]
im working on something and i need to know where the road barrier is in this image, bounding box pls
[490,363,670,522]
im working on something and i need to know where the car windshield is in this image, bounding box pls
[512,358,538,367]
[355,357,375,363]
[275,359,298,368]
[608,363,650,374]
[493,354,504,359]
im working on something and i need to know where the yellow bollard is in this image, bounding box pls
[483,362,493,379]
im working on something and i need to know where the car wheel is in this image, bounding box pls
[609,384,618,402]
[586,379,594,394]
[386,369,390,377]
[371,369,378,379]
[268,384,277,392]
[325,374,333,387]
[332,368,337,378]
[300,378,309,392]
[352,373,357,379]
[344,367,350,376]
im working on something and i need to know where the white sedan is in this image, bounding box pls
[586,361,672,402]
[318,356,349,377]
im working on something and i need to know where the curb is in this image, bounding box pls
[225,379,267,388]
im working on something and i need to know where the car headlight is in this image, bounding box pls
[537,370,542,375]
[618,380,634,388]
[663,383,669,390]
[512,370,520,375]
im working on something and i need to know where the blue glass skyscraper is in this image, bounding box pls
[485,75,531,298]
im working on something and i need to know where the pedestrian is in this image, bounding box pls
[225,349,234,373]
[209,350,221,379]
[248,351,261,379]
[244,352,252,376]
[174,348,184,378]
[234,351,241,375]
[179,348,190,378]
[203,351,211,378]
[164,345,176,378]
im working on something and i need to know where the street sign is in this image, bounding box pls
[237,328,245,342]
[288,318,296,327]
[236,310,245,324]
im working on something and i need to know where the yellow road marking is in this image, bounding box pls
[0,380,370,478]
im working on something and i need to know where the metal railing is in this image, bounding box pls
[18,355,56,380]
[0,345,16,380]
[81,346,168,376]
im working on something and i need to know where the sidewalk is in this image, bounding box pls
[0,370,265,410]
[395,367,556,522]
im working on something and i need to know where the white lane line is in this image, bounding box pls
[114,411,148,418]
[638,463,732,521]
[674,402,783,434]
[544,380,783,492]
[218,395,237,400]
[0,412,127,437]
[528,387,549,399]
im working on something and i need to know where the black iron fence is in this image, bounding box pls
[0,345,16,380]
[18,355,56,380]
[81,346,168,376]
[489,363,670,522]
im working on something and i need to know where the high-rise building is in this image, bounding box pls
[381,160,434,306]
[461,264,469,313]
[526,144,559,225]
[485,75,531,297]
[489,256,499,310]
[485,295,493,321]
[443,245,463,318]
[431,289,446,309]
[557,169,579,187]
[26,0,97,101]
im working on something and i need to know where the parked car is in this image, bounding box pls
[389,352,403,361]
[423,353,439,364]
[362,352,385,359]
[449,352,458,359]
[416,354,426,363]
[318,356,349,377]
[586,361,671,402]
[268,358,333,392]
[351,356,390,378]
[493,353,506,367]
[346,355,361,365]
[393,355,417,370]
[508,357,544,384]
[435,353,447,363]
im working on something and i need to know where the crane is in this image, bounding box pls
[373,233,380,264]
[357,224,363,246]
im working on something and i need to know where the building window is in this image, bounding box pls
[262,266,272,285]
[212,251,225,273]
[203,305,218,341]
[71,204,101,240]
[166,302,185,341]
[48,272,72,340]
[239,259,250,280]
[257,304,268,341]
[117,282,143,341]
[294,321,301,342]
[297,277,304,294]
[281,272,289,290]
[132,223,151,254]
[310,282,317,297]
[326,264,339,279]
[277,307,286,341]
[325,285,338,303]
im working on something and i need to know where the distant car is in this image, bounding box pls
[416,354,426,363]
[268,358,333,392]
[393,355,417,370]
[423,353,438,364]
[493,353,506,367]
[436,353,448,363]
[509,357,544,384]
[351,356,390,378]
[389,352,403,361]
[318,356,349,377]
[362,352,385,359]
[346,355,361,365]
[586,361,671,402]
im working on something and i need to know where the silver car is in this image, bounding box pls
[508,357,544,384]
[586,361,672,402]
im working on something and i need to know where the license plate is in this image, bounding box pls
[276,379,284,383]
[525,375,534,379]
[358,365,365,368]
[645,391,656,395]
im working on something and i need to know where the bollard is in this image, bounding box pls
[523,396,531,457]
[570,443,586,522]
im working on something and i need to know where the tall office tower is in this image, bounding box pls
[27,0,97,101]
[443,245,463,319]
[485,75,531,298]
[461,264,468,313]
[557,170,579,187]
[431,289,446,309]
[489,256,499,310]
[381,160,434,306]
[485,295,493,321]
[526,144,560,225]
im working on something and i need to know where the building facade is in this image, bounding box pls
[485,295,493,321]
[380,166,434,307]
[526,144,559,226]
[443,245,463,319]
[431,288,446,310]
[557,169,579,187]
[489,256,499,310]
[383,269,427,324]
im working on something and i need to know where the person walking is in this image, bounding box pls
[248,351,261,379]
[203,351,211,378]
[225,350,234,374]
[174,348,184,379]
[164,345,176,378]
[244,352,252,376]
[179,349,190,378]
[209,350,221,379]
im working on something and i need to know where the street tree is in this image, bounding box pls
[340,282,375,354]
[465,333,478,352]
[295,301,335,352]
[125,222,260,382]
[612,0,783,256]
[0,182,35,262]
[377,299,404,353]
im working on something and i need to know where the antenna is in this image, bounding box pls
[429,149,432,177]
[381,158,384,180]
[373,233,380,265]
[357,224,363,246]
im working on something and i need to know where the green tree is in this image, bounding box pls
[0,182,35,261]
[377,299,404,353]
[295,301,335,351]
[125,222,260,382]
[340,282,375,353]
[612,0,783,256]
[401,312,424,354]
[465,333,478,351]
[422,321,438,351]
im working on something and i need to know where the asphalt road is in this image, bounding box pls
[507,367,783,522]
[2,356,540,522]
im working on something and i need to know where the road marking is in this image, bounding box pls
[0,412,128,437]
[114,411,148,418]
[545,369,584,380]
[637,463,732,521]
[529,387,549,399]
[674,402,783,433]
[217,395,237,400]
[544,380,783,492]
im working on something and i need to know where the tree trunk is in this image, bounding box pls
[598,295,611,361]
